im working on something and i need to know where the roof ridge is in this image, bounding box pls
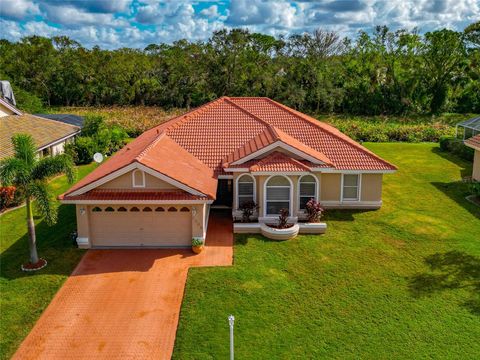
[264,98,396,170]
[135,131,166,161]
[223,97,272,129]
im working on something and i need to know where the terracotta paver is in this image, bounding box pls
[13,210,233,360]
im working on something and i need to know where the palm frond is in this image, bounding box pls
[12,134,37,168]
[29,180,58,225]
[32,154,77,183]
[0,157,28,186]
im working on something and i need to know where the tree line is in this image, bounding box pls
[0,22,479,115]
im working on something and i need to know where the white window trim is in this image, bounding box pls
[264,175,293,217]
[236,174,256,209]
[341,173,362,202]
[132,169,146,188]
[297,174,319,211]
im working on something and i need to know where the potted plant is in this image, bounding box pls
[261,208,299,240]
[239,200,259,222]
[192,237,205,254]
[305,198,324,223]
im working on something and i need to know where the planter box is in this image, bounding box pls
[233,223,261,234]
[298,222,327,234]
[260,223,299,241]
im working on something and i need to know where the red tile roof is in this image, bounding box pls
[62,97,396,201]
[249,151,312,172]
[465,134,480,150]
[59,189,209,201]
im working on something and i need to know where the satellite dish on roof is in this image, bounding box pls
[93,153,104,163]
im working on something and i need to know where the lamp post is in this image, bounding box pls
[228,315,235,360]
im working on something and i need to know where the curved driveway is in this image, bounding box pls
[13,210,232,360]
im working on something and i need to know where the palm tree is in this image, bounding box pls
[0,134,76,268]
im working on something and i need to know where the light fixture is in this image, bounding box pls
[79,207,86,215]
[192,206,197,216]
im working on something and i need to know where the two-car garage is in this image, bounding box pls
[88,205,192,247]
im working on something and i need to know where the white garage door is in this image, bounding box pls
[90,205,192,247]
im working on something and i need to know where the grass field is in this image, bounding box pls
[173,143,480,359]
[0,163,97,360]
[50,106,478,142]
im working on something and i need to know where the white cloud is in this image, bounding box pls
[0,0,39,20]
[41,4,128,27]
[200,5,219,18]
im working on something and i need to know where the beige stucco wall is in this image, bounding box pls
[473,149,480,181]
[98,170,177,189]
[361,174,383,202]
[231,171,385,216]
[320,173,341,201]
[76,205,90,240]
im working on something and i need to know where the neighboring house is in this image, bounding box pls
[0,114,81,159]
[60,97,397,249]
[35,113,85,127]
[0,81,82,160]
[456,116,480,140]
[465,134,480,181]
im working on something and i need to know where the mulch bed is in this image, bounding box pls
[21,258,48,272]
[266,224,294,229]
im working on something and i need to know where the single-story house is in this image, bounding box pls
[60,97,397,249]
[465,134,480,181]
[0,114,81,159]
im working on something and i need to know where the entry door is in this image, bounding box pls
[213,179,233,207]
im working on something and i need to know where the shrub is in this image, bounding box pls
[238,200,259,222]
[470,181,480,197]
[305,199,324,223]
[0,186,16,211]
[81,115,106,137]
[438,136,475,161]
[71,137,97,164]
[278,208,289,229]
[12,86,45,113]
[192,238,204,247]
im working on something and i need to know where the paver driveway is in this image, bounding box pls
[13,210,233,360]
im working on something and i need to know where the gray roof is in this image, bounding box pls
[35,113,84,128]
[457,116,480,131]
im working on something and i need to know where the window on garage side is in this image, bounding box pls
[143,207,152,212]
[92,206,102,212]
[132,169,145,188]
[105,206,115,212]
[130,207,140,212]
[299,175,317,210]
[237,174,255,207]
[180,207,190,212]
[265,175,291,215]
[117,207,127,212]
[168,207,177,212]
[342,174,360,201]
[155,207,165,212]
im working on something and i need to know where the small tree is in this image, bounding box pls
[0,134,76,269]
[238,200,258,222]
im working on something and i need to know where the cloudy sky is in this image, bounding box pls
[0,0,478,49]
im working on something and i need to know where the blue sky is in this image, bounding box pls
[0,0,478,49]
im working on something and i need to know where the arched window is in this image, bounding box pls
[298,175,317,210]
[105,206,115,212]
[92,206,102,212]
[142,207,152,212]
[168,207,177,212]
[265,175,291,216]
[180,207,190,212]
[132,169,145,188]
[237,174,255,208]
[155,207,165,212]
[117,207,127,212]
[130,206,140,212]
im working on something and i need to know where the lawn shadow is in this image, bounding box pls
[431,147,472,179]
[431,181,480,219]
[408,251,480,315]
[0,205,82,280]
[323,208,376,221]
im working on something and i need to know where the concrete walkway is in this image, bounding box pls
[13,210,233,360]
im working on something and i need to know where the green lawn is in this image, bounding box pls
[173,143,480,359]
[0,163,97,359]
